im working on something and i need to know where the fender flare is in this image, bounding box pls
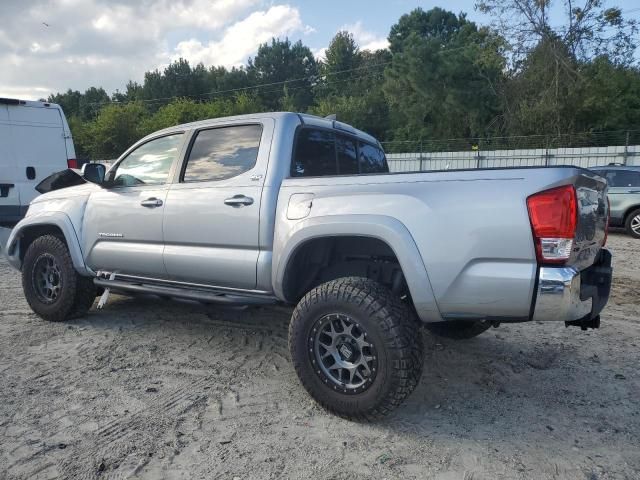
[4,211,93,276]
[272,214,442,322]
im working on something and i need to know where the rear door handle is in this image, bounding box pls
[140,197,163,208]
[224,194,254,207]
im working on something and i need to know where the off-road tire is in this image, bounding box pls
[624,208,640,239]
[289,277,424,421]
[425,320,491,340]
[22,235,96,321]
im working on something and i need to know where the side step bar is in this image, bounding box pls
[94,278,277,306]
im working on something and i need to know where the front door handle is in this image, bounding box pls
[224,194,254,207]
[140,197,163,208]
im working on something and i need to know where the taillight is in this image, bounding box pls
[67,159,78,169]
[527,185,577,264]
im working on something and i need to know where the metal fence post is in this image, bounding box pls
[419,141,424,171]
[544,136,550,166]
[623,131,630,165]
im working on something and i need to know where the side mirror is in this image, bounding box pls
[82,163,106,185]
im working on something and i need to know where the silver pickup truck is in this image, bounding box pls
[2,112,612,419]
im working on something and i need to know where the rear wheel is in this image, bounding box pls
[625,208,640,239]
[289,277,423,421]
[425,320,491,340]
[22,235,96,321]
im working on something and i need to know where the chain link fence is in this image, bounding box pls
[383,130,640,172]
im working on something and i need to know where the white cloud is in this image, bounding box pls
[312,47,328,61]
[30,42,62,54]
[173,5,312,68]
[0,0,285,99]
[341,21,389,51]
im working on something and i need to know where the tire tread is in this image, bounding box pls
[289,276,423,421]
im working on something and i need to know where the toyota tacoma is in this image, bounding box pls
[2,112,612,419]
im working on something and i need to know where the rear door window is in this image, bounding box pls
[292,129,337,177]
[606,170,640,188]
[183,125,262,182]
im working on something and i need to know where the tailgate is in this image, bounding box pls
[571,171,609,271]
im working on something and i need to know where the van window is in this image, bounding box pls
[183,125,262,182]
[112,134,183,187]
[291,128,388,177]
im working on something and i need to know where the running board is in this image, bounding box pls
[93,278,277,305]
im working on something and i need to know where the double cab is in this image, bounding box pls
[3,112,612,419]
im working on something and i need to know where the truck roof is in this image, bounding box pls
[153,111,379,146]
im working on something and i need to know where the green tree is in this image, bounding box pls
[48,89,83,118]
[575,57,640,132]
[384,8,506,140]
[247,38,318,110]
[320,31,361,97]
[83,102,147,159]
[503,37,581,135]
[476,0,639,66]
[78,87,110,120]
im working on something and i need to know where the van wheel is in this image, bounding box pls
[425,320,491,339]
[22,235,96,321]
[289,277,423,421]
[625,208,640,238]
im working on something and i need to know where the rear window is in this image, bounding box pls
[291,128,388,177]
[605,170,640,188]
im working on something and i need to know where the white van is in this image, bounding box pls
[0,98,77,223]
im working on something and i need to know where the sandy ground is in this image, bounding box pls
[0,233,638,480]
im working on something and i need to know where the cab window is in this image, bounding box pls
[111,134,183,187]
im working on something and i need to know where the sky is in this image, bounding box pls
[1,0,639,100]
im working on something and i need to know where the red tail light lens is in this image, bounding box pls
[527,185,577,264]
[67,159,78,169]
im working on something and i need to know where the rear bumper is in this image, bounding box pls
[532,249,612,323]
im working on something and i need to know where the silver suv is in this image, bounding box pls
[590,165,640,238]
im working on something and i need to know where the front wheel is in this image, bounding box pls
[22,235,97,321]
[289,277,424,421]
[625,208,640,239]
